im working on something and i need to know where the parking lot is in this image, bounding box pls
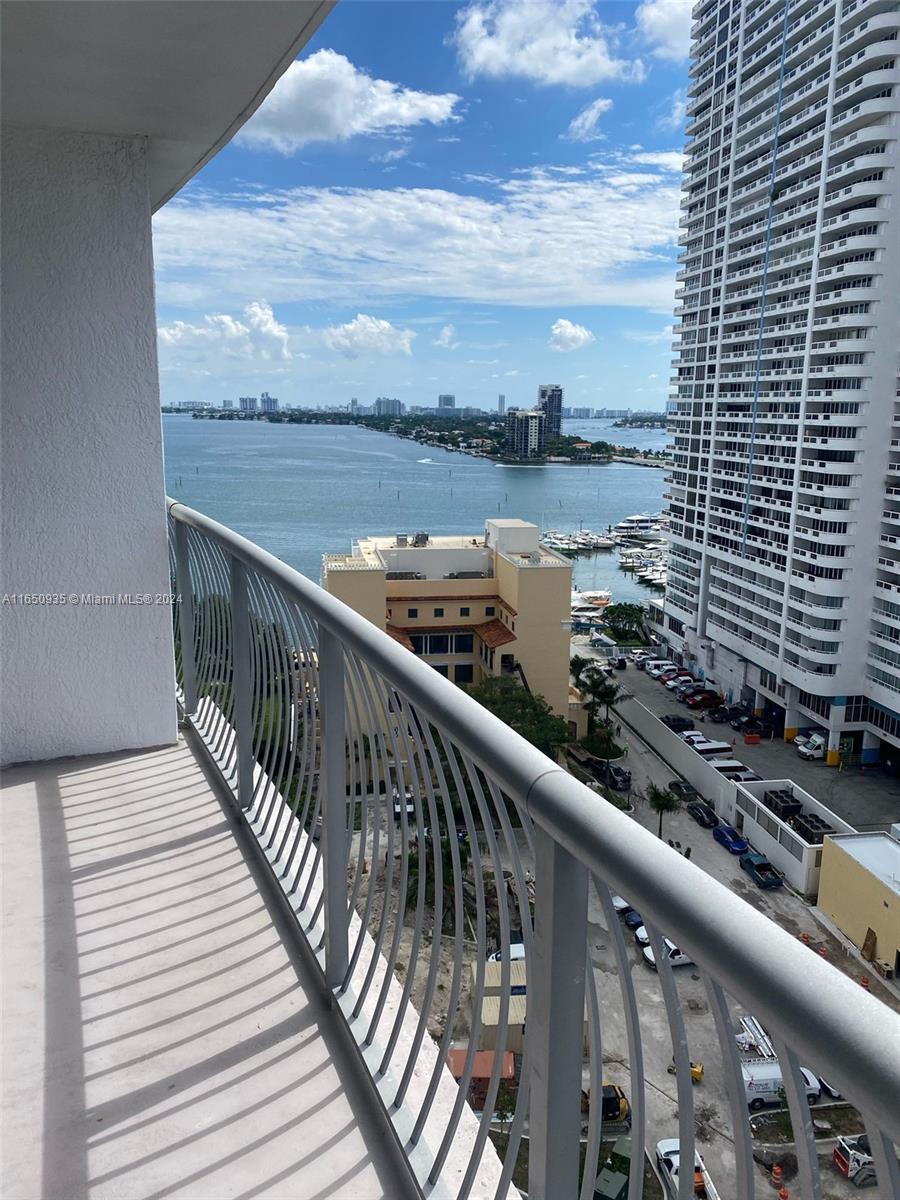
[563,639,899,1195]
[578,640,900,834]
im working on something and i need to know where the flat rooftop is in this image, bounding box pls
[829,833,900,896]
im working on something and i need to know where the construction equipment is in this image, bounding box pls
[833,1134,877,1188]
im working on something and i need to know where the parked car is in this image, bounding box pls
[633,924,650,946]
[730,713,755,731]
[740,851,783,889]
[668,780,700,802]
[661,714,695,732]
[656,1139,722,1200]
[648,661,677,678]
[742,718,774,737]
[680,730,709,745]
[611,894,633,914]
[713,824,750,854]
[675,681,705,698]
[623,909,644,931]
[686,690,722,710]
[664,672,694,690]
[687,800,719,828]
[613,656,628,670]
[642,938,694,970]
[708,704,740,723]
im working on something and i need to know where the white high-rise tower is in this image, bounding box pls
[662,0,900,767]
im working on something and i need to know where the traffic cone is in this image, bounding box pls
[799,932,810,946]
[771,1163,784,1189]
[818,946,827,958]
[861,975,870,991]
[778,1189,789,1200]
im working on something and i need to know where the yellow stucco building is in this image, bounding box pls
[322,519,572,718]
[817,833,900,980]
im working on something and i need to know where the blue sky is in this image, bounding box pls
[153,0,692,411]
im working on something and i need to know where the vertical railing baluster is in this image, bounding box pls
[318,626,349,990]
[230,557,253,809]
[528,829,589,1200]
[174,520,197,716]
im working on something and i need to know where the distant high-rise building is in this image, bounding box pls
[498,394,506,415]
[239,396,258,412]
[374,397,403,417]
[571,407,592,420]
[663,0,900,767]
[505,410,546,459]
[538,384,563,439]
[350,398,358,414]
[260,391,279,413]
[438,394,456,409]
[223,399,233,409]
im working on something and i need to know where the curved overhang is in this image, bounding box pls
[1,0,334,210]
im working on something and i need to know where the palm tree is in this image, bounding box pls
[645,783,681,839]
[582,670,620,733]
[570,653,592,689]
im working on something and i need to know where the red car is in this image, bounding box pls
[686,690,721,709]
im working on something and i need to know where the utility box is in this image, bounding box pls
[593,1169,628,1200]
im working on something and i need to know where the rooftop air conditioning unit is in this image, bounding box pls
[396,534,408,547]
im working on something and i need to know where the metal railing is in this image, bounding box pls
[167,498,900,1200]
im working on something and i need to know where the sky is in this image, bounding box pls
[152,0,692,412]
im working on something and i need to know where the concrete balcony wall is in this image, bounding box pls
[1,126,176,763]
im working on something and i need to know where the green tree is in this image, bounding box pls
[603,602,645,640]
[581,669,620,734]
[466,676,568,757]
[645,783,681,839]
[570,653,592,689]
[495,1078,517,1130]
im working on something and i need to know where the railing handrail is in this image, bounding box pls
[167,496,900,1148]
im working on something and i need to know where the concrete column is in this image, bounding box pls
[783,695,802,743]
[1,127,176,763]
[826,727,843,768]
[861,729,881,766]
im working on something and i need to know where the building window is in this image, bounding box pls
[431,664,449,677]
[407,608,418,618]
[460,607,470,616]
[434,607,444,617]
[428,634,450,655]
[410,635,425,655]
[454,633,474,654]
[454,664,474,684]
[486,606,495,617]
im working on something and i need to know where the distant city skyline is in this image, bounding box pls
[153,0,690,412]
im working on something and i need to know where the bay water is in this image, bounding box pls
[163,416,668,602]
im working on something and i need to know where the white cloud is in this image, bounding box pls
[322,313,415,358]
[549,318,595,352]
[636,0,692,61]
[158,300,291,359]
[370,146,409,165]
[625,324,674,343]
[628,150,684,172]
[563,97,613,142]
[437,136,462,143]
[434,323,460,349]
[453,0,644,86]
[154,165,681,311]
[237,49,461,153]
[657,87,687,131]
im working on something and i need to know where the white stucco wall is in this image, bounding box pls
[1,126,176,763]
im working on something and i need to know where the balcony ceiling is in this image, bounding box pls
[1,0,332,210]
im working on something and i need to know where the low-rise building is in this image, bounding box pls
[322,518,572,715]
[817,833,900,980]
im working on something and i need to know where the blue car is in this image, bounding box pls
[623,909,644,931]
[713,824,749,855]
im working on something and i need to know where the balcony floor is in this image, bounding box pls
[1,738,412,1200]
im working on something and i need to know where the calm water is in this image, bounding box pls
[163,416,668,602]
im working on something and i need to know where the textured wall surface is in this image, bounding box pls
[1,126,177,763]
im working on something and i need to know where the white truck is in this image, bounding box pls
[833,1134,877,1187]
[656,1139,721,1199]
[797,732,827,761]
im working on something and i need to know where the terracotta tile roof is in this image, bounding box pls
[385,624,415,651]
[474,618,516,648]
[446,1049,515,1081]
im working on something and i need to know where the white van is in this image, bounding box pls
[742,1060,820,1111]
[797,732,827,761]
[708,758,748,776]
[691,740,734,758]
